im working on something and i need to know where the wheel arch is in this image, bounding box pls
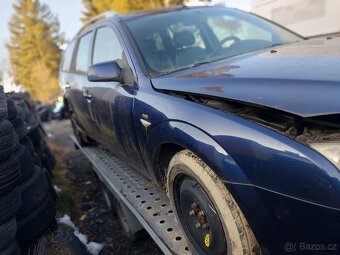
[146,120,278,252]
[147,120,246,185]
[152,142,185,186]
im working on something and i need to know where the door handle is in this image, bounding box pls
[83,89,92,103]
[85,94,92,104]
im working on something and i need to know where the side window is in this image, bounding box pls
[61,40,76,71]
[75,32,93,72]
[92,27,123,65]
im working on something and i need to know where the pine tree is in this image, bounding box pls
[82,0,167,22]
[82,0,129,21]
[7,0,63,101]
[127,0,165,12]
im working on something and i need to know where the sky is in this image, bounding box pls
[0,0,83,71]
[0,0,251,72]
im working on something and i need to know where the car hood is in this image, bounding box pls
[151,37,340,117]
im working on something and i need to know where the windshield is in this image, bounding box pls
[126,7,302,76]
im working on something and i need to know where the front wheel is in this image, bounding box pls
[167,150,260,255]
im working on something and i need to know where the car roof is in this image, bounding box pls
[117,5,197,20]
[117,4,233,22]
[77,5,231,37]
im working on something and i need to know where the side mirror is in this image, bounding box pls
[87,61,121,82]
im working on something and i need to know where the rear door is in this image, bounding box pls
[87,23,145,171]
[68,31,98,136]
[60,40,76,114]
[59,40,76,93]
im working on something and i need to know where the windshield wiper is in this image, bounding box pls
[160,60,213,76]
[157,43,286,77]
[269,43,283,47]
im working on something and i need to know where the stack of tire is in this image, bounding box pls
[0,87,57,254]
[7,92,55,174]
[0,87,21,254]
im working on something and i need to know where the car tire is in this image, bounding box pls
[0,90,8,121]
[0,218,17,250]
[20,136,41,166]
[0,120,19,162]
[41,152,52,173]
[17,193,56,247]
[17,166,50,220]
[47,224,88,255]
[0,155,21,196]
[14,105,23,120]
[167,150,260,255]
[15,145,34,184]
[19,136,35,155]
[0,188,21,224]
[0,240,20,255]
[10,118,28,140]
[43,145,55,170]
[28,126,42,149]
[6,98,18,121]
[45,170,57,201]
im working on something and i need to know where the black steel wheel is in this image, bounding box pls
[174,174,226,255]
[168,150,261,255]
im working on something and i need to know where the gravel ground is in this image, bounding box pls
[44,119,163,255]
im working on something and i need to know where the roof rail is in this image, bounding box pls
[87,10,118,24]
[78,11,118,35]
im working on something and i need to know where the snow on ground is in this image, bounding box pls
[53,185,62,193]
[58,214,105,255]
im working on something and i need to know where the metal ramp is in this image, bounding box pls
[71,135,191,255]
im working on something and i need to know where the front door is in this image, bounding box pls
[86,24,145,172]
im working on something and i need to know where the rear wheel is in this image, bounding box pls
[167,150,260,255]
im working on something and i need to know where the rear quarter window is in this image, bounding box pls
[61,40,76,71]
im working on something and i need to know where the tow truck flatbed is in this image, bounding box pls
[71,135,190,255]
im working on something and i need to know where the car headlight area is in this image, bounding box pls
[311,142,340,170]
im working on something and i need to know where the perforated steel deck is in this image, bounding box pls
[71,135,190,255]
